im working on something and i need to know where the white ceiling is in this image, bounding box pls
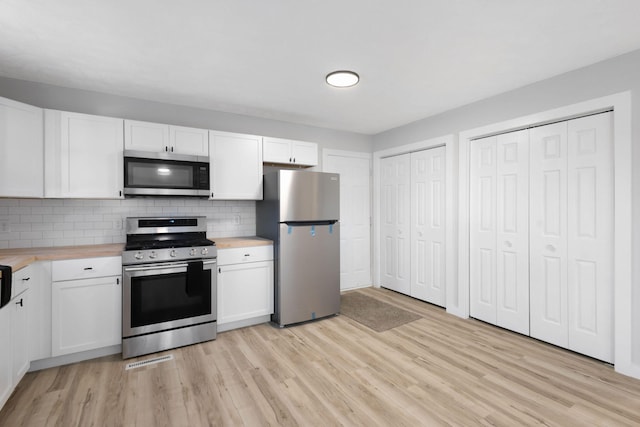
[1,1,640,135]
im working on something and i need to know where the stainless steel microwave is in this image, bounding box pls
[123,150,210,197]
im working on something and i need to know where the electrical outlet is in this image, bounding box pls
[234,215,241,225]
[114,219,122,230]
[0,221,9,233]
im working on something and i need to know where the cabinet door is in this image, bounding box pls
[124,119,169,153]
[0,304,12,409]
[263,137,291,163]
[530,122,569,348]
[28,261,52,362]
[380,154,411,294]
[217,261,274,324]
[566,113,613,362]
[410,147,446,307]
[291,140,318,166]
[469,136,498,324]
[11,289,30,385]
[52,276,121,356]
[0,97,43,197]
[45,110,124,198]
[170,125,209,156]
[210,131,263,200]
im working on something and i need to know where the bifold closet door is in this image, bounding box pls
[380,154,411,294]
[530,112,613,362]
[470,130,529,334]
[410,147,446,307]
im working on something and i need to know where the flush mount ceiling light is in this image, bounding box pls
[326,70,359,88]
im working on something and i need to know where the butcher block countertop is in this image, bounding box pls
[0,237,272,275]
[211,236,273,249]
[0,243,125,273]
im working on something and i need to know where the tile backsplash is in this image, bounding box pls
[0,198,256,249]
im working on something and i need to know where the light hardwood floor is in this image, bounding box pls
[2,287,640,426]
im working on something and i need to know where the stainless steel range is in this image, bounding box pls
[122,216,217,359]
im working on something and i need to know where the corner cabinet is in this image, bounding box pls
[124,119,209,156]
[0,96,44,197]
[209,131,263,200]
[263,137,318,166]
[217,245,274,331]
[51,257,122,357]
[44,110,124,199]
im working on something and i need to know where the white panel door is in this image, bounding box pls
[324,151,372,290]
[530,122,569,348]
[469,136,498,324]
[380,154,411,294]
[567,112,613,362]
[495,130,529,334]
[410,147,446,306]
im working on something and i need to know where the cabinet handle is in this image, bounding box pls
[116,278,120,285]
[16,299,23,307]
[83,267,93,270]
[289,157,292,162]
[165,146,169,152]
[218,268,221,273]
[211,192,214,198]
[170,146,174,152]
[293,157,296,163]
[22,277,30,281]
[119,190,122,197]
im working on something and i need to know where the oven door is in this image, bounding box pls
[123,259,216,337]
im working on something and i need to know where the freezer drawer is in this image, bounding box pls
[275,222,340,326]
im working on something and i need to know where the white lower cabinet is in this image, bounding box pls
[51,257,122,357]
[0,271,32,410]
[11,289,30,385]
[217,245,274,331]
[0,299,13,409]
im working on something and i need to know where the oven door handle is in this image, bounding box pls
[124,259,216,272]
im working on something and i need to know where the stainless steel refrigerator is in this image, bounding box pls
[257,170,340,327]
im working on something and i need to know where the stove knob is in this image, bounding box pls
[134,252,144,260]
[170,250,177,258]
[189,248,197,256]
[201,248,208,255]
[149,251,157,259]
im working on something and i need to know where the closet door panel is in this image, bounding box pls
[470,136,497,324]
[496,130,529,334]
[410,147,446,306]
[529,122,569,348]
[380,154,411,294]
[567,112,613,362]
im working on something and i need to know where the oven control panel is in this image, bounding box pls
[122,245,217,265]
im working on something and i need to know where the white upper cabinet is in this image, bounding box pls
[124,119,208,156]
[45,110,124,199]
[209,131,263,200]
[263,137,317,166]
[0,97,43,198]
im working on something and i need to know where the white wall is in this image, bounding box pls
[373,49,640,374]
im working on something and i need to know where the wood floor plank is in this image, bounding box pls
[2,286,640,426]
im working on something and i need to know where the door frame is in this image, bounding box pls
[322,149,373,289]
[456,91,634,378]
[373,135,457,307]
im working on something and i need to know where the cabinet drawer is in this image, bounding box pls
[12,265,33,300]
[217,245,273,266]
[52,256,121,282]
